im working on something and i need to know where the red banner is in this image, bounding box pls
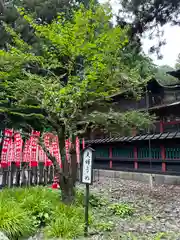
[76,137,80,163]
[14,132,23,166]
[65,139,69,161]
[38,145,44,162]
[1,129,13,167]
[7,138,14,164]
[23,139,30,163]
[44,133,52,167]
[52,135,61,167]
[0,129,83,169]
[29,130,40,167]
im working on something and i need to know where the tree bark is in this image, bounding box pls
[60,144,77,204]
[39,128,77,204]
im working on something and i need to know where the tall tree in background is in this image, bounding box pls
[0,4,152,202]
[118,0,180,57]
[0,0,98,49]
[0,0,99,130]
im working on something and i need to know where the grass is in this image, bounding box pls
[0,187,86,239]
[45,204,86,239]
[0,186,135,239]
[0,198,35,239]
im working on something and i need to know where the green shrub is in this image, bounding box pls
[45,203,86,239]
[0,187,97,239]
[0,199,34,239]
[154,232,169,240]
[18,187,60,227]
[94,221,114,232]
[109,203,134,218]
[0,187,60,238]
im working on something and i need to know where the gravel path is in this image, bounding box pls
[28,176,180,239]
[86,176,180,239]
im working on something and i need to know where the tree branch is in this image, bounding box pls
[38,136,65,177]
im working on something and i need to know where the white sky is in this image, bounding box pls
[100,0,180,68]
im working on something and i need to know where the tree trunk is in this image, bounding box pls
[59,144,77,204]
[40,128,77,204]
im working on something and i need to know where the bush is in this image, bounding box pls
[18,187,60,227]
[45,204,86,239]
[94,221,114,232]
[0,187,94,239]
[0,187,61,239]
[0,187,117,239]
[109,203,134,218]
[0,198,34,239]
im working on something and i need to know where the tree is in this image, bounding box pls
[0,4,152,203]
[118,0,180,57]
[0,0,98,49]
[0,0,100,130]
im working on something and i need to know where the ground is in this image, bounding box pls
[28,176,180,240]
[79,176,180,240]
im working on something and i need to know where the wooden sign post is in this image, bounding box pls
[81,147,95,237]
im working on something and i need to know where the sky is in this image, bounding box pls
[99,0,180,68]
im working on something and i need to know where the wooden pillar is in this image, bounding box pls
[109,146,112,169]
[132,128,138,169]
[132,128,137,136]
[134,147,138,169]
[82,138,85,150]
[160,121,163,133]
[160,120,166,172]
[161,145,166,172]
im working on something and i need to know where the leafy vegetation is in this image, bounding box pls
[109,202,134,217]
[0,187,58,239]
[94,221,114,232]
[0,199,34,239]
[0,187,86,239]
[118,0,180,57]
[0,3,153,203]
[0,186,137,239]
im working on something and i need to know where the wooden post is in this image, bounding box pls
[132,128,137,169]
[109,146,112,169]
[161,145,166,172]
[160,120,164,133]
[81,147,95,237]
[134,146,138,169]
[160,120,166,172]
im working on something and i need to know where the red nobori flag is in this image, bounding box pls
[14,132,23,166]
[52,135,61,167]
[44,133,52,166]
[23,139,30,162]
[65,139,70,161]
[7,138,14,164]
[38,145,44,162]
[76,136,80,163]
[29,130,40,167]
[1,129,13,168]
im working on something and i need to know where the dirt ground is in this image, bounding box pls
[85,176,180,240]
[28,176,180,240]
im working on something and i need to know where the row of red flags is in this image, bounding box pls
[0,129,85,168]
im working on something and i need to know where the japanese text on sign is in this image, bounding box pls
[82,149,93,184]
